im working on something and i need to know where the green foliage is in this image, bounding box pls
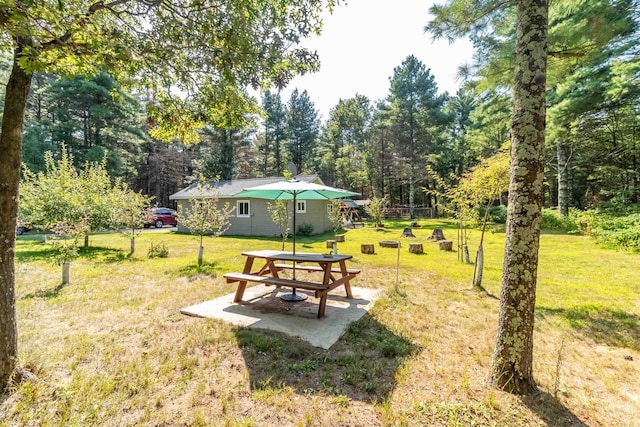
[32,71,147,176]
[364,197,388,226]
[478,205,507,225]
[177,179,235,265]
[267,200,290,250]
[386,55,451,202]
[177,181,235,238]
[328,200,344,234]
[258,90,289,177]
[20,147,117,234]
[320,95,372,189]
[113,188,155,235]
[112,187,155,253]
[589,214,640,251]
[147,242,169,259]
[287,89,320,173]
[4,0,335,137]
[297,222,314,236]
[428,152,510,228]
[539,208,578,232]
[49,220,89,266]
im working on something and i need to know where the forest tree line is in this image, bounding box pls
[2,0,638,216]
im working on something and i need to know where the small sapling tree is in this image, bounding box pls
[50,219,89,284]
[178,179,234,267]
[328,199,344,252]
[457,152,510,288]
[328,199,344,236]
[267,200,290,250]
[365,196,387,229]
[113,187,155,254]
[20,147,116,248]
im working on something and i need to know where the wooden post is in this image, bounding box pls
[439,240,453,251]
[361,244,375,254]
[408,243,423,254]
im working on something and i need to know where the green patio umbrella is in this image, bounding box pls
[233,179,360,301]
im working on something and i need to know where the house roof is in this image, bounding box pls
[341,199,360,208]
[169,174,323,200]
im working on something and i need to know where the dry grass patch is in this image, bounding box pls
[2,223,639,426]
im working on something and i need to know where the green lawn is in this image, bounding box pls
[4,219,639,426]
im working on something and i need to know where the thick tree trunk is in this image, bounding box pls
[0,42,33,388]
[557,137,570,216]
[490,0,548,395]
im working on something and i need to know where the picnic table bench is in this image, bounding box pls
[223,250,360,318]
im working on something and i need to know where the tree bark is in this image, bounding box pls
[0,40,33,388]
[490,0,548,395]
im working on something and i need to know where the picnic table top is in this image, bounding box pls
[241,250,353,263]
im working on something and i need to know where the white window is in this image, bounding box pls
[237,200,250,218]
[296,200,307,213]
[327,204,333,214]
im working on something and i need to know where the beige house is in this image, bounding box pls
[169,175,335,236]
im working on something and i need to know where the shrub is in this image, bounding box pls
[477,205,507,224]
[148,241,169,258]
[590,213,640,251]
[297,222,314,236]
[540,208,579,232]
[568,209,600,234]
[364,197,387,226]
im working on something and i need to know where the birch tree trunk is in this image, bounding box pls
[557,136,570,216]
[0,41,33,387]
[490,0,548,395]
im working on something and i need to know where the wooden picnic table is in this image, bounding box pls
[223,250,360,318]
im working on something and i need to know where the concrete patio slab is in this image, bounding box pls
[180,285,383,349]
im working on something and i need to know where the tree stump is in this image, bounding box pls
[429,228,446,241]
[400,227,415,238]
[326,239,336,248]
[439,240,453,251]
[379,240,400,248]
[335,234,345,242]
[361,244,375,254]
[408,243,423,254]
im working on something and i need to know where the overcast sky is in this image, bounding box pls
[277,0,475,120]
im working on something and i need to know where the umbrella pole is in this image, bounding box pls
[292,193,297,281]
[293,193,296,257]
[280,192,306,302]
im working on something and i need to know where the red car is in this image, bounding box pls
[145,207,178,228]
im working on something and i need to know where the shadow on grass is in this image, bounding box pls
[14,247,59,263]
[537,305,640,351]
[78,246,130,263]
[521,390,587,426]
[22,282,68,300]
[176,262,221,278]
[469,284,499,300]
[15,244,128,264]
[234,313,418,403]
